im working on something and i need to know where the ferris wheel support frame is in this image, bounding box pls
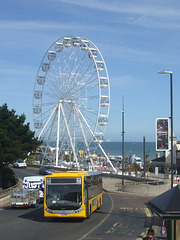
[38,104,58,141]
[77,108,117,173]
[55,102,61,166]
[75,105,95,170]
[59,101,79,169]
[73,107,75,163]
[58,105,73,161]
[39,105,58,165]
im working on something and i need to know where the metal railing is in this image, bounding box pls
[0,177,20,198]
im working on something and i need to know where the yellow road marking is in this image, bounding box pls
[136,207,151,239]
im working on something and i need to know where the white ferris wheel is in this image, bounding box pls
[33,36,114,170]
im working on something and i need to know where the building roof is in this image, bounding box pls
[147,185,180,219]
[151,156,165,163]
[150,156,166,166]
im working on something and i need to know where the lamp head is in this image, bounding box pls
[158,71,172,74]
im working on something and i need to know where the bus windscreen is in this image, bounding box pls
[46,183,82,210]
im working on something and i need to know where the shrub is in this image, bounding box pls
[2,166,16,189]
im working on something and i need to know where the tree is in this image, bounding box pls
[0,104,42,168]
[131,162,140,176]
[145,151,150,161]
[145,160,152,172]
[125,165,132,175]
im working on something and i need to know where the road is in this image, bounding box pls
[83,192,152,240]
[0,167,153,240]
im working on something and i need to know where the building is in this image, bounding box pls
[151,132,180,173]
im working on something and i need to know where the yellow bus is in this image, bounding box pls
[44,171,103,218]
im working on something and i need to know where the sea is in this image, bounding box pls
[95,142,159,161]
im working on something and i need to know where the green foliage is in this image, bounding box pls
[131,162,140,175]
[125,163,141,176]
[125,165,132,175]
[43,160,48,165]
[2,166,16,189]
[63,154,70,162]
[27,154,36,164]
[145,151,150,161]
[0,104,42,167]
[145,160,152,172]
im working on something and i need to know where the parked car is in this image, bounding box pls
[39,166,55,175]
[13,160,27,168]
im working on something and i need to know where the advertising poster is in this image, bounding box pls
[156,118,169,151]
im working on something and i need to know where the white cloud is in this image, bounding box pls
[0,20,151,58]
[113,15,180,29]
[49,0,180,30]
[0,20,76,31]
[0,61,35,76]
[0,19,126,37]
[55,0,180,18]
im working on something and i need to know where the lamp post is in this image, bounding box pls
[117,97,125,189]
[143,136,146,177]
[158,71,173,188]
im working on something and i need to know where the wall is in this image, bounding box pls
[102,175,170,196]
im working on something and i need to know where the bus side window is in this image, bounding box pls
[84,184,88,203]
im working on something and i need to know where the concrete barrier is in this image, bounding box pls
[102,175,171,196]
[0,178,23,208]
[123,182,170,196]
[103,176,122,192]
[0,195,9,208]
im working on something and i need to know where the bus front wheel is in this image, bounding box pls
[87,205,92,219]
[97,199,101,209]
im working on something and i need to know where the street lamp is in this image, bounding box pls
[117,97,125,189]
[158,71,173,188]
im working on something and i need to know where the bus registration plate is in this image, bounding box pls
[60,212,68,216]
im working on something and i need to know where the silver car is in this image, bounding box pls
[39,166,55,175]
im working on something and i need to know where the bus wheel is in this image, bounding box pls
[97,199,101,209]
[89,205,92,216]
[87,205,92,219]
[86,203,90,219]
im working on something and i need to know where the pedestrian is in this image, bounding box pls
[143,228,156,240]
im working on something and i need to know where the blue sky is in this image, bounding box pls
[0,0,180,142]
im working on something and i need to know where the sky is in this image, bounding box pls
[0,0,180,142]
